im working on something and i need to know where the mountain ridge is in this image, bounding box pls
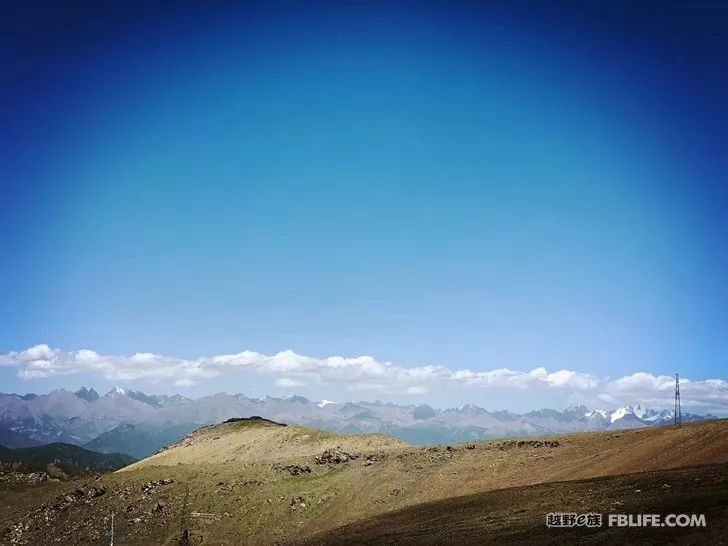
[0,387,718,458]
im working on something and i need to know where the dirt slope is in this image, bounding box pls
[1,418,727,545]
[300,463,728,545]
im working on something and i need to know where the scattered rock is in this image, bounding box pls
[316,449,359,464]
[5,520,29,544]
[363,454,379,466]
[141,479,174,493]
[0,470,53,485]
[91,485,106,497]
[498,439,560,450]
[289,496,307,511]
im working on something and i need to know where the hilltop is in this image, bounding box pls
[1,417,727,544]
[123,416,406,471]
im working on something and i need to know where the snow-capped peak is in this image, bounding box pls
[105,386,127,398]
[643,409,673,422]
[282,394,309,403]
[317,399,337,408]
[609,404,662,423]
[585,409,607,419]
[633,403,648,419]
[610,405,634,423]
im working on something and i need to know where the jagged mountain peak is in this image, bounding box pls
[105,386,127,398]
[101,386,164,406]
[608,404,666,423]
[74,387,100,402]
[450,403,489,415]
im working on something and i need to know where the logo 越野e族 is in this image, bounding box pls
[546,513,602,528]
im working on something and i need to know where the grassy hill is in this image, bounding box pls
[0,442,137,476]
[122,415,406,470]
[1,417,726,545]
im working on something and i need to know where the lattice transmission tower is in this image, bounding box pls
[674,373,681,426]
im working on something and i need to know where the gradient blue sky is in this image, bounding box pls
[1,1,727,407]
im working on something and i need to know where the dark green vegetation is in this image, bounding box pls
[84,422,199,459]
[301,463,728,545]
[0,443,137,475]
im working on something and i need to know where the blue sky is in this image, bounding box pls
[1,1,727,410]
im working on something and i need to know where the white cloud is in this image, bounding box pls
[448,366,598,390]
[1,344,727,413]
[600,372,728,413]
[275,377,306,388]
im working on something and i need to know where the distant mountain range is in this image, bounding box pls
[0,387,718,458]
